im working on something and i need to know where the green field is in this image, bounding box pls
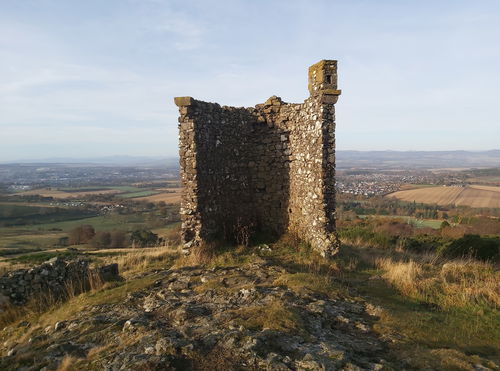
[19,214,148,232]
[0,213,150,256]
[117,190,159,199]
[58,187,109,192]
[0,202,96,227]
[0,181,180,264]
[106,186,143,192]
[359,215,442,229]
[0,203,56,218]
[0,203,179,255]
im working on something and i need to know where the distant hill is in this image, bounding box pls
[3,150,500,169]
[1,156,179,168]
[336,150,500,169]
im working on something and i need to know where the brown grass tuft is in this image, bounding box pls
[56,355,79,371]
[375,256,499,309]
[111,245,179,276]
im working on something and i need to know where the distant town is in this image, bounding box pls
[0,162,493,198]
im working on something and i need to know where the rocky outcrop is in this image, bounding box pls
[175,60,341,257]
[0,259,396,371]
[0,258,119,305]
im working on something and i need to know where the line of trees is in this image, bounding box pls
[67,225,161,249]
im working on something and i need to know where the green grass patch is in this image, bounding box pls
[21,214,146,232]
[0,203,97,227]
[336,245,500,360]
[355,271,499,356]
[409,218,442,229]
[17,273,162,332]
[116,190,159,199]
[274,272,346,298]
[232,299,305,334]
[358,215,442,229]
[106,186,143,192]
[8,251,82,265]
[0,247,43,257]
[0,233,63,251]
[58,187,109,192]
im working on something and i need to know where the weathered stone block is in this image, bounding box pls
[174,96,194,107]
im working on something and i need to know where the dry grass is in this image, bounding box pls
[0,261,30,275]
[274,272,346,298]
[375,258,424,298]
[56,355,79,371]
[174,242,253,268]
[0,245,178,330]
[232,299,304,333]
[0,268,107,329]
[110,245,179,276]
[375,256,499,309]
[439,260,499,308]
[86,344,114,360]
[398,347,498,371]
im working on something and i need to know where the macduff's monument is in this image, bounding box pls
[175,60,341,257]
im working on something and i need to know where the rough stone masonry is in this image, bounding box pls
[174,60,341,257]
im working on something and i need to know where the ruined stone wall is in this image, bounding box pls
[0,258,118,305]
[175,60,341,257]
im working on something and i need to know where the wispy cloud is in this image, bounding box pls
[0,0,499,161]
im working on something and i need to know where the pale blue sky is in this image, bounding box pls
[1,0,499,161]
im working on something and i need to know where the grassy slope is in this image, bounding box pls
[0,236,498,370]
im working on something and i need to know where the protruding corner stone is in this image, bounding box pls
[174,96,194,107]
[321,89,341,96]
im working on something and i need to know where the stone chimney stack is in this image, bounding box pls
[308,60,342,104]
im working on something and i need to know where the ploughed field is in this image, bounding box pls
[387,185,500,208]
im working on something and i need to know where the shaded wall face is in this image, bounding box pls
[178,100,290,247]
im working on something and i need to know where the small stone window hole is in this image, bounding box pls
[325,75,332,84]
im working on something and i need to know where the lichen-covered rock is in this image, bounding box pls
[175,60,341,257]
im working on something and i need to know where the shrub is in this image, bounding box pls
[110,230,128,248]
[69,225,95,245]
[130,229,159,248]
[440,220,450,229]
[338,225,394,249]
[90,231,112,249]
[400,235,443,254]
[438,234,499,261]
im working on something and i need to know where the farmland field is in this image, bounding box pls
[0,202,97,227]
[116,190,160,199]
[387,185,500,208]
[134,188,182,203]
[359,215,443,229]
[15,188,121,198]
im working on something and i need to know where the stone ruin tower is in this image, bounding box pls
[174,60,341,257]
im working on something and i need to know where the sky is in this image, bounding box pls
[1,0,499,161]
